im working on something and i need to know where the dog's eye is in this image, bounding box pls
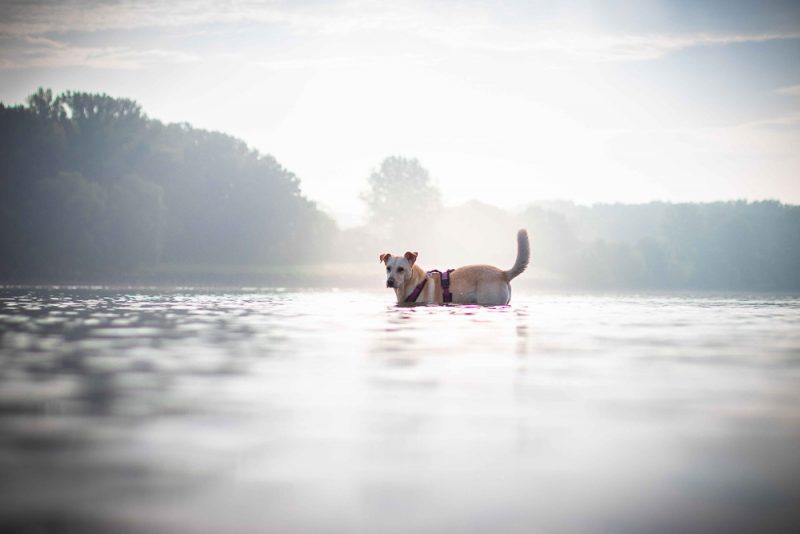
[397,267,404,272]
[386,267,390,271]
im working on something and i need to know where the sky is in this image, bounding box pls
[1,0,799,226]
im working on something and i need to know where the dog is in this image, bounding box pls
[380,229,529,306]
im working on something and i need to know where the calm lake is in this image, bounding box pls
[1,289,799,533]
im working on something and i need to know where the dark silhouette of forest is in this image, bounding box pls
[1,89,335,283]
[2,89,798,290]
[521,200,800,290]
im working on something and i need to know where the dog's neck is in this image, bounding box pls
[395,263,427,304]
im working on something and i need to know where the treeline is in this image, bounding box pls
[0,89,335,282]
[525,200,800,290]
[350,157,800,291]
[2,90,798,290]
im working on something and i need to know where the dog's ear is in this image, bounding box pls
[404,251,418,265]
[379,253,391,264]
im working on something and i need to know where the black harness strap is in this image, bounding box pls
[405,269,456,304]
[404,277,427,303]
[428,269,455,303]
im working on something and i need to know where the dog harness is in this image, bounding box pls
[404,269,455,304]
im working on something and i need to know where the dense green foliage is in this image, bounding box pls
[1,89,335,281]
[520,200,800,290]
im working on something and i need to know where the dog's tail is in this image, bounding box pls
[504,229,530,281]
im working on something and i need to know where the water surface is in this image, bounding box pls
[1,289,799,533]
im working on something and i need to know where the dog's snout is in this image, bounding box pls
[386,279,395,288]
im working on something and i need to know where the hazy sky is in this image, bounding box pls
[1,0,799,225]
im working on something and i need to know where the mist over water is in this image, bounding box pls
[1,289,798,533]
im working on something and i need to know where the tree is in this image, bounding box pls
[361,156,441,232]
[27,87,58,118]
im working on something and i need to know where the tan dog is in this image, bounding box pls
[380,229,530,306]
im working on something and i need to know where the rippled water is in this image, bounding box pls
[1,289,799,533]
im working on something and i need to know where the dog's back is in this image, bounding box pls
[448,265,508,304]
[448,230,530,305]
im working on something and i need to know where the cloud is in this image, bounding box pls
[776,85,800,97]
[1,1,799,70]
[732,112,800,130]
[0,35,201,70]
[0,1,324,35]
[495,32,800,62]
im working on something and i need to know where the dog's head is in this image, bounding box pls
[380,251,417,288]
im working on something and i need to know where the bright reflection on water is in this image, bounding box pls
[1,289,799,533]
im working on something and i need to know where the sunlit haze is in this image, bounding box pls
[2,5,800,532]
[2,0,798,226]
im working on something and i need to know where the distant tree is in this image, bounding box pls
[361,156,441,233]
[27,87,58,118]
[57,91,143,121]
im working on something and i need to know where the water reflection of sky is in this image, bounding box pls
[1,290,799,533]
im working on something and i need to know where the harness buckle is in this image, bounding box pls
[441,273,450,290]
[425,268,455,304]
